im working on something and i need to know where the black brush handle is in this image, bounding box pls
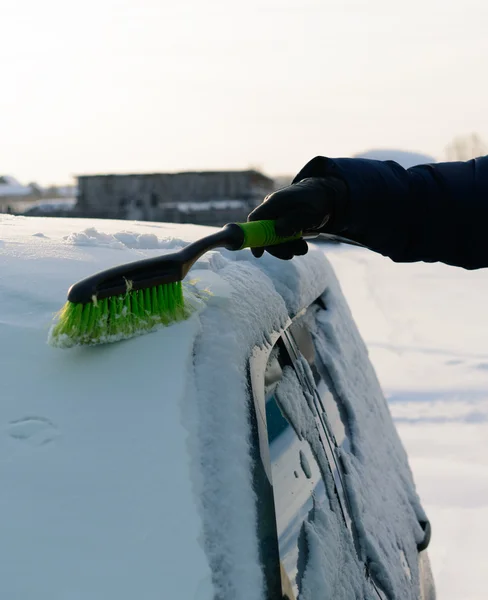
[67,226,239,303]
[67,221,317,304]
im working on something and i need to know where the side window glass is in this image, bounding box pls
[287,314,350,452]
[264,341,328,599]
[261,338,377,600]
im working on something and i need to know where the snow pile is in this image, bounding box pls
[63,226,185,250]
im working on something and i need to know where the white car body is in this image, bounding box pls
[0,215,434,599]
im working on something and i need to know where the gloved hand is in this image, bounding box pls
[247,176,347,259]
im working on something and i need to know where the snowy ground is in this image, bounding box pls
[325,244,488,600]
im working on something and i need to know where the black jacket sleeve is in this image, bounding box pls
[293,155,488,269]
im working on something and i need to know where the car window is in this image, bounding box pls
[252,332,384,600]
[264,340,328,599]
[285,306,392,600]
[285,308,358,543]
[287,309,350,453]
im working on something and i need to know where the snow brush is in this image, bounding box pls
[48,220,308,348]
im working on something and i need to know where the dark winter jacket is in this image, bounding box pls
[294,155,488,269]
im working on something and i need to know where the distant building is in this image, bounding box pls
[0,175,33,198]
[0,177,77,215]
[76,170,274,226]
[0,175,36,213]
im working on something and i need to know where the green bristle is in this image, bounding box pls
[79,302,91,336]
[138,290,147,330]
[72,303,84,333]
[157,285,168,325]
[108,297,118,338]
[121,294,133,332]
[160,284,168,317]
[151,286,159,322]
[49,281,188,347]
[164,283,172,312]
[86,301,97,334]
[134,290,143,324]
[90,300,103,341]
[145,288,152,316]
[99,299,109,338]
[175,282,184,312]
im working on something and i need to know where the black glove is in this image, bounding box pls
[247,176,347,259]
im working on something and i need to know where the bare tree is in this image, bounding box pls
[446,133,487,161]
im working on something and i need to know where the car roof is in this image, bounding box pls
[0,215,330,598]
[0,216,217,598]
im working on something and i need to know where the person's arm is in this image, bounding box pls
[293,155,488,269]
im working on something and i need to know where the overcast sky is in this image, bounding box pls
[1,0,487,184]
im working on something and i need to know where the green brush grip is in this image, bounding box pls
[236,220,302,249]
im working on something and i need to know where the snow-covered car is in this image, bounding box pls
[0,216,435,599]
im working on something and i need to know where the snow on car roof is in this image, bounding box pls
[0,215,330,599]
[0,217,214,598]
